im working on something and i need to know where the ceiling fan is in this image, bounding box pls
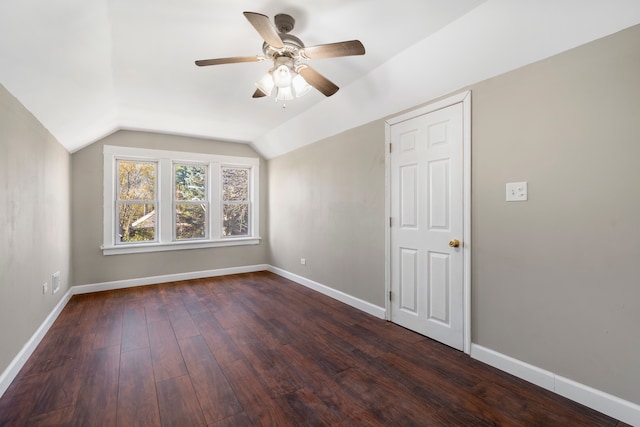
[195,12,365,101]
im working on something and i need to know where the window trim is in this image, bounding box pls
[102,145,260,255]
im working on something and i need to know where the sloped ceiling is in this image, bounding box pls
[2,0,640,159]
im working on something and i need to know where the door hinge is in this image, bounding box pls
[389,290,392,301]
[389,143,392,153]
[389,217,392,227]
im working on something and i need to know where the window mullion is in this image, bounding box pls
[251,164,259,237]
[159,158,173,243]
[103,153,116,247]
[210,162,221,239]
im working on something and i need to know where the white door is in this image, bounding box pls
[388,100,466,351]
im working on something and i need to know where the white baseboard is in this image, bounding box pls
[471,344,640,426]
[555,375,640,427]
[0,289,73,398]
[470,343,556,391]
[72,264,270,294]
[267,266,386,319]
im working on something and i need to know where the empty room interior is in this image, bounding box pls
[1,1,640,425]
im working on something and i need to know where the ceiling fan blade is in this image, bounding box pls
[252,89,267,98]
[243,12,284,49]
[298,66,339,97]
[299,40,365,59]
[195,56,264,67]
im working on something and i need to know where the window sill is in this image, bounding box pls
[101,237,261,256]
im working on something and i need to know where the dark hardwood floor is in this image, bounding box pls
[0,271,628,426]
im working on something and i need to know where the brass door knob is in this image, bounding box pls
[449,239,460,248]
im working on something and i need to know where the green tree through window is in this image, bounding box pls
[175,164,207,239]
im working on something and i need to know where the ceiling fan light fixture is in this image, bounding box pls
[272,64,293,88]
[276,86,294,101]
[292,74,312,98]
[255,72,275,96]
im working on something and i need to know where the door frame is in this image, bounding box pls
[384,90,472,354]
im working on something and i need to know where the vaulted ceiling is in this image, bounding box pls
[2,1,640,158]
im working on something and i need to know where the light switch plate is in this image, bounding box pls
[506,182,528,201]
[52,271,60,294]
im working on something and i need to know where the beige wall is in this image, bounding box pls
[267,24,640,405]
[71,130,268,286]
[0,84,72,375]
[470,24,640,404]
[268,122,386,305]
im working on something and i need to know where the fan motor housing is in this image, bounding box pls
[274,13,295,33]
[261,13,304,60]
[262,33,304,60]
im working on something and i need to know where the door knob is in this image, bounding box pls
[449,239,460,248]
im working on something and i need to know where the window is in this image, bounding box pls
[222,167,250,237]
[117,160,157,243]
[174,163,208,240]
[103,146,260,255]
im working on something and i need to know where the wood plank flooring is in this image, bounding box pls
[0,271,628,426]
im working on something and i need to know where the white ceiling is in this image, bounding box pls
[2,0,640,158]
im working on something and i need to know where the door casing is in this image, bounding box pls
[384,91,471,354]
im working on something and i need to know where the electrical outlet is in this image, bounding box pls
[42,282,48,294]
[52,272,61,294]
[300,258,306,265]
[506,182,528,201]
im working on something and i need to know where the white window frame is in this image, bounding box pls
[102,145,260,255]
